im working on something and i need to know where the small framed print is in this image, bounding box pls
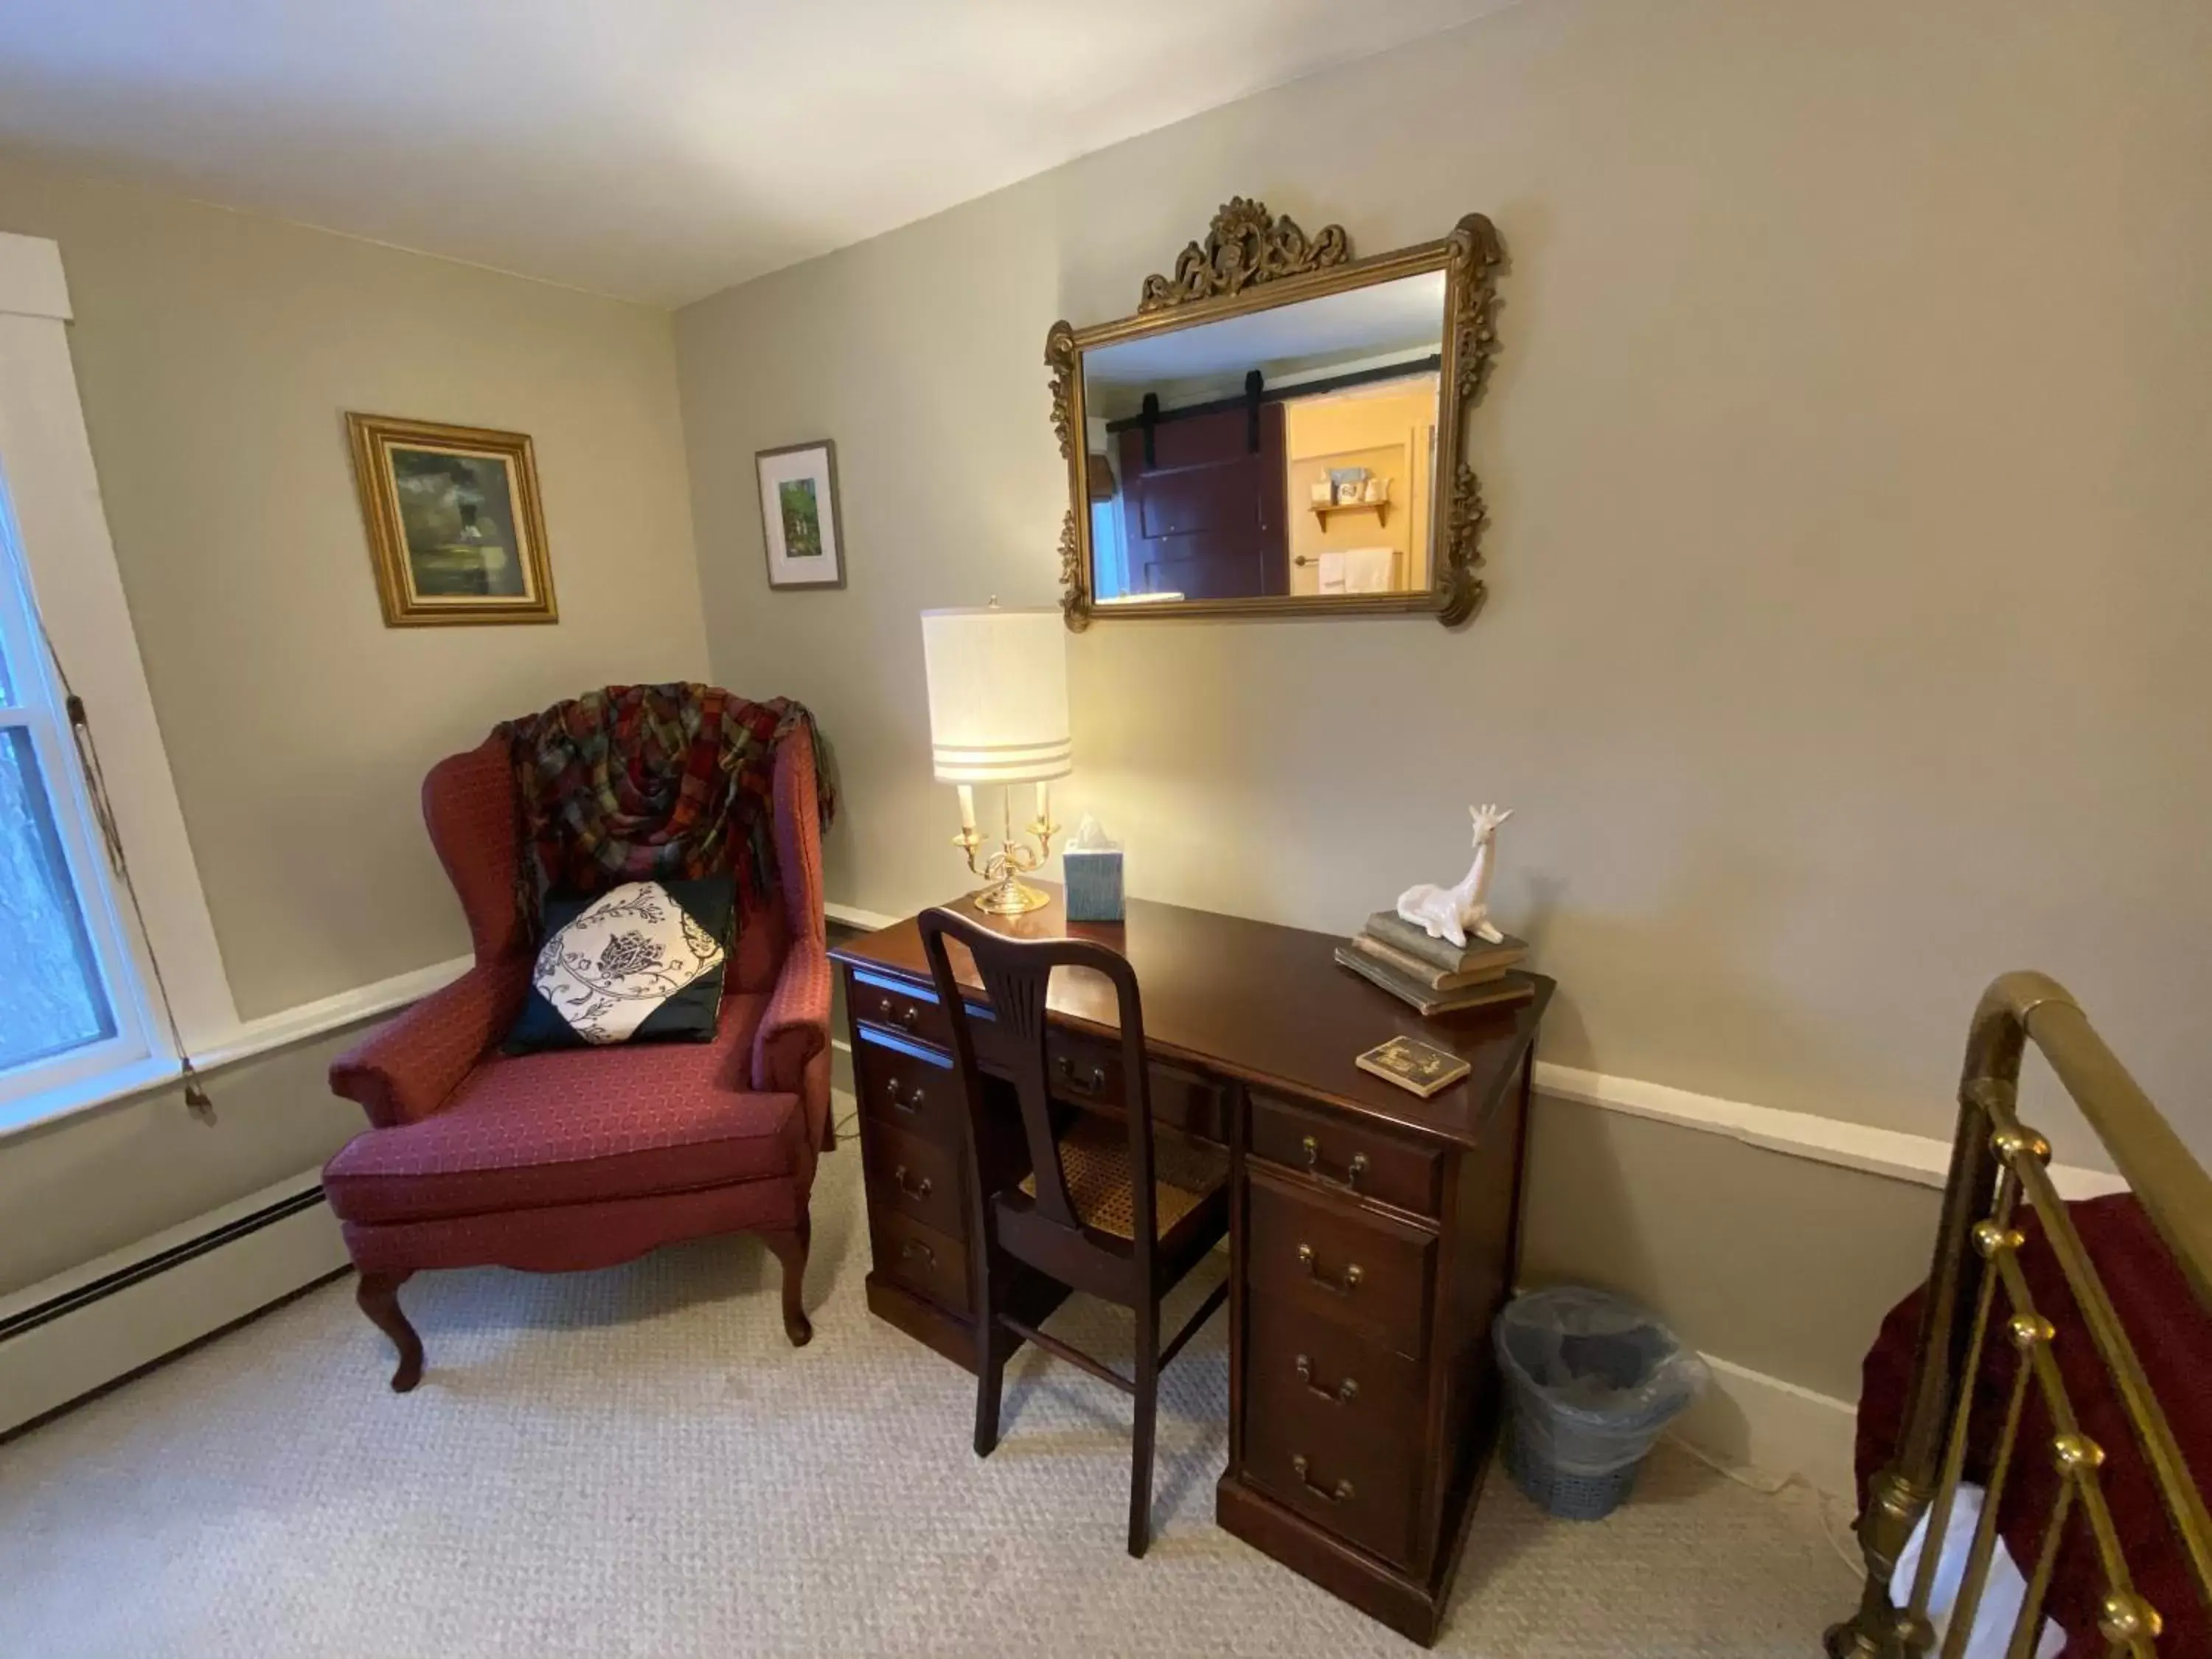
[346,412,557,626]
[755,439,846,590]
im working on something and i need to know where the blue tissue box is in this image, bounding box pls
[1062,846,1124,922]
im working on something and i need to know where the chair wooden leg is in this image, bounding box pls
[355,1270,422,1394]
[973,1252,1007,1458]
[764,1220,813,1347]
[1128,1301,1161,1558]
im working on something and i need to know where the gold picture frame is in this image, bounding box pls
[346,412,557,627]
[1046,198,1503,630]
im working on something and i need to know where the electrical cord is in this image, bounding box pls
[1662,1430,1867,1575]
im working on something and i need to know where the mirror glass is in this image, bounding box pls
[1080,270,1446,605]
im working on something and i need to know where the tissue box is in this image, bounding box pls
[1062,845,1124,922]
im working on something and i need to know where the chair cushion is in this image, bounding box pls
[324,993,805,1225]
[503,876,736,1052]
[1018,1116,1228,1240]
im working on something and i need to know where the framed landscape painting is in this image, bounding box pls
[346,413,557,626]
[755,439,845,590]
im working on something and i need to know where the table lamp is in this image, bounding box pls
[920,602,1071,915]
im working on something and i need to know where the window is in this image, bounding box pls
[0,456,156,1108]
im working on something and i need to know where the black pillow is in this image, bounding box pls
[503,876,736,1054]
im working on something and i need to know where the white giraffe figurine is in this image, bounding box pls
[1397,804,1514,948]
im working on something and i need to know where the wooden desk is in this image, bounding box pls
[830,886,1551,1645]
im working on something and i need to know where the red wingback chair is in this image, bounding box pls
[323,722,832,1391]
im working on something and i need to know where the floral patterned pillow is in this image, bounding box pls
[502,877,735,1053]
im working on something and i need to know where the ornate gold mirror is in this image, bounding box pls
[1048,198,1502,630]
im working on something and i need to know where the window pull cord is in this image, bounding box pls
[37,616,214,1125]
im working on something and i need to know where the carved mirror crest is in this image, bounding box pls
[1048,198,1503,630]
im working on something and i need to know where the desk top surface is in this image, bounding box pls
[830,885,1551,1150]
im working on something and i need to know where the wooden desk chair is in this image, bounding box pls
[917,906,1231,1557]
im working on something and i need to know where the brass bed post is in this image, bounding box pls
[1827,982,2014,1658]
[1829,971,2212,1659]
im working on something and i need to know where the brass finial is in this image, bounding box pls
[1991,1124,2053,1165]
[2052,1431,2105,1474]
[2098,1590,2163,1642]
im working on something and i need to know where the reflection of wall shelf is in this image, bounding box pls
[1311,498,1391,528]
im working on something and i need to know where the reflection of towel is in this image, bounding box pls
[1321,546,1396,594]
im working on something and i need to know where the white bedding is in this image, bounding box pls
[1890,1481,2064,1659]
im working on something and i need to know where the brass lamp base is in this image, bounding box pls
[973,874,1051,917]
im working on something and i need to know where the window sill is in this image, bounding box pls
[0,1054,184,1144]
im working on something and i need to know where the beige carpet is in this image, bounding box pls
[0,1108,1858,1657]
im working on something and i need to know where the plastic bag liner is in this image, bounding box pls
[1492,1287,1708,1475]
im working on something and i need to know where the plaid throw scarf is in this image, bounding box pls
[495,684,835,925]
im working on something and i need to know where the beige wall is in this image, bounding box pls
[1520,1094,1938,1403]
[0,150,710,1020]
[0,1034,367,1298]
[0,154,709,1290]
[675,0,2212,1170]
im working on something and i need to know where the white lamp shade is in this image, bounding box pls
[920,605,1071,784]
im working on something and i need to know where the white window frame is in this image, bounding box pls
[0,233,236,1134]
[0,466,158,1102]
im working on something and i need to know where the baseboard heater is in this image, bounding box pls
[0,1169,350,1439]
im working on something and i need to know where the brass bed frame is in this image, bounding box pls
[1829,972,2212,1658]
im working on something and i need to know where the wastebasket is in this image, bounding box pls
[1492,1286,1707,1520]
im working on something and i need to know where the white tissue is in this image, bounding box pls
[1068,814,1120,852]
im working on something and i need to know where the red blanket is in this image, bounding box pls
[1857,1195,2212,1655]
[496,683,834,923]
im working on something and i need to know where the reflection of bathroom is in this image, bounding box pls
[1284,374,1435,596]
[1087,366,1437,602]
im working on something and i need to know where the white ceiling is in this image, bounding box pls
[1085,271,1447,387]
[0,1,1514,307]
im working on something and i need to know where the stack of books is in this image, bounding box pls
[1334,911,1534,1018]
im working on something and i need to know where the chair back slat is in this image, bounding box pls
[917,908,1158,1269]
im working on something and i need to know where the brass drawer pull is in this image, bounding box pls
[898,1238,937,1268]
[891,1164,933,1202]
[883,1079,927,1114]
[875,995,919,1032]
[1296,1242,1363,1295]
[1294,1354,1358,1404]
[1301,1135,1368,1192]
[1290,1455,1354,1504]
[1054,1055,1108,1096]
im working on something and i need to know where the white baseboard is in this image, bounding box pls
[0,1168,347,1436]
[1668,1351,1859,1499]
[1535,1063,2123,1200]
[196,954,473,1071]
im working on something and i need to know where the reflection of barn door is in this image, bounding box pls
[1116,404,1287,599]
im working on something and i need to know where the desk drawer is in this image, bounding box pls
[869,1204,969,1312]
[1247,1171,1435,1362]
[1245,1295,1425,1441]
[851,970,951,1051]
[1249,1091,1441,1219]
[862,1118,967,1239]
[853,1031,963,1145]
[1043,1032,1225,1142]
[1245,1344,1423,1569]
